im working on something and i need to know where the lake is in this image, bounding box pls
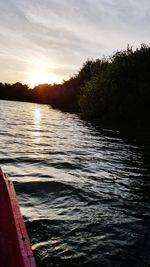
[0,99,150,267]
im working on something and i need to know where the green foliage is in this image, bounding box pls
[78,44,150,129]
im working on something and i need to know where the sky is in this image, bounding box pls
[0,0,150,88]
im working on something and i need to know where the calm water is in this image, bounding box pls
[0,100,150,267]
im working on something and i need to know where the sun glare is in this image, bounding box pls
[30,71,57,88]
[28,58,62,87]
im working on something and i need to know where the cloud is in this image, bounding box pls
[0,0,150,86]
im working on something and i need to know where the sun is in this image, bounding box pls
[30,71,56,88]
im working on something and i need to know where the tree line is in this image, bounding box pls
[0,44,150,130]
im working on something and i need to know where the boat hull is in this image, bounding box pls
[0,168,36,267]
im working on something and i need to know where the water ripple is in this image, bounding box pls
[0,100,150,267]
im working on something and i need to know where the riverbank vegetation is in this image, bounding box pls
[0,44,150,131]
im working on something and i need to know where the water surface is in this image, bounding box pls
[0,100,150,267]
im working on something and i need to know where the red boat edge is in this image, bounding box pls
[0,168,36,267]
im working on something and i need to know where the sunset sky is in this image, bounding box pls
[0,0,150,87]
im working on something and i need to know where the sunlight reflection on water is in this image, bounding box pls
[33,108,41,125]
